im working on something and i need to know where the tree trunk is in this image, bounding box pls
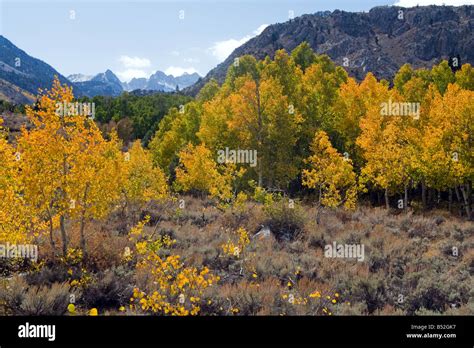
[48,216,56,253]
[421,181,426,209]
[79,184,90,257]
[60,148,69,257]
[315,204,321,225]
[460,183,472,220]
[404,184,408,212]
[454,186,461,202]
[467,181,472,219]
[448,189,452,213]
[79,217,87,258]
[454,186,462,216]
[385,188,390,209]
[60,215,68,256]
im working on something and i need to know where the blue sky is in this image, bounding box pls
[0,0,472,80]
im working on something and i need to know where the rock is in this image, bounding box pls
[184,5,473,96]
[254,225,271,239]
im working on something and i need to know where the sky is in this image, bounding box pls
[0,0,472,81]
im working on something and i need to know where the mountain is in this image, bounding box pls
[185,5,474,95]
[122,71,201,92]
[124,77,148,91]
[0,35,73,102]
[0,35,125,101]
[72,69,123,97]
[0,78,35,104]
[175,72,202,89]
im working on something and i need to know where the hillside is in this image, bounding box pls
[0,36,73,98]
[185,5,473,95]
[0,78,35,104]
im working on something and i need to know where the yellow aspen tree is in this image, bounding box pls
[149,102,201,174]
[455,63,474,90]
[17,77,123,256]
[332,77,368,168]
[431,60,455,94]
[174,143,241,202]
[261,49,303,103]
[67,131,123,255]
[198,92,240,154]
[425,84,473,218]
[122,140,168,210]
[300,60,347,158]
[17,79,75,255]
[174,143,222,195]
[302,131,358,209]
[356,77,411,209]
[226,75,302,188]
[397,77,437,208]
[0,120,45,244]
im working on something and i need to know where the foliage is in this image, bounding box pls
[122,140,168,207]
[128,217,219,315]
[221,227,250,258]
[84,92,192,141]
[0,120,44,243]
[303,131,358,209]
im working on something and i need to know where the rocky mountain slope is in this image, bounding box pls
[122,71,201,92]
[0,36,123,100]
[0,35,72,102]
[74,70,124,97]
[185,5,473,95]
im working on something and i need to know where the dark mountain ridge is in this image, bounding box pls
[75,69,124,97]
[185,5,473,95]
[0,35,124,100]
[0,35,73,102]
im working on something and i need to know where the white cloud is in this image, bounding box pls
[116,55,152,82]
[394,0,473,6]
[116,69,149,82]
[164,66,199,77]
[118,55,151,68]
[209,24,269,62]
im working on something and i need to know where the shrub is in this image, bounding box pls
[81,267,133,310]
[264,200,306,241]
[26,264,69,286]
[350,278,387,314]
[0,276,70,315]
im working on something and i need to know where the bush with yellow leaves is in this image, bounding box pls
[221,227,250,258]
[128,217,219,315]
[60,248,92,288]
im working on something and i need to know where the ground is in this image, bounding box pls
[1,196,472,316]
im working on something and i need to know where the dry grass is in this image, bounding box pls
[2,195,472,316]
